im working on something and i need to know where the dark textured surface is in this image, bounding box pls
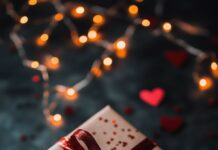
[0,0,218,150]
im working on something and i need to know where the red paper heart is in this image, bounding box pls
[139,88,165,107]
[160,116,184,133]
[164,50,188,67]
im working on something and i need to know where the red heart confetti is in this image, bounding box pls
[139,88,165,107]
[31,75,40,83]
[64,106,74,116]
[164,50,188,67]
[123,106,134,115]
[160,115,184,133]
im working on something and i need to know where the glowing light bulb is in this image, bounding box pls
[88,30,97,39]
[115,40,126,50]
[88,30,100,42]
[54,13,64,22]
[162,22,172,32]
[20,16,28,24]
[211,61,218,77]
[198,77,213,91]
[211,62,218,70]
[91,67,102,77]
[49,114,63,127]
[76,6,85,14]
[114,39,127,59]
[128,5,139,16]
[93,15,105,25]
[62,88,78,101]
[103,57,113,70]
[44,56,60,70]
[28,0,37,6]
[36,33,49,46]
[78,35,88,44]
[71,6,85,18]
[40,33,49,42]
[30,61,39,69]
[141,19,150,27]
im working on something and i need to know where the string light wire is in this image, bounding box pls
[5,0,217,126]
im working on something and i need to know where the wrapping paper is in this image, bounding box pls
[49,106,161,150]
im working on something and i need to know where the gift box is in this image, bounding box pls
[49,106,161,150]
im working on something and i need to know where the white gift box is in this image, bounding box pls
[49,106,161,150]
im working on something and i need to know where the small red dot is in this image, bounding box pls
[31,75,40,83]
[64,106,74,116]
[112,119,116,124]
[124,106,133,115]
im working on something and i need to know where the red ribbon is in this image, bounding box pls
[59,129,101,150]
[59,129,157,150]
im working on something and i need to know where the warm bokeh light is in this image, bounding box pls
[44,56,60,70]
[91,67,102,77]
[211,62,218,70]
[28,0,37,6]
[114,39,127,59]
[54,13,64,22]
[211,61,218,77]
[141,19,150,27]
[78,35,88,44]
[128,5,139,16]
[62,88,78,101]
[36,33,49,46]
[20,16,28,24]
[71,6,85,18]
[198,77,213,91]
[75,6,85,14]
[40,33,49,42]
[93,15,105,25]
[116,49,127,59]
[36,37,46,46]
[135,0,144,2]
[115,40,126,50]
[49,114,63,127]
[103,57,113,70]
[30,61,39,69]
[162,22,172,32]
[88,29,100,42]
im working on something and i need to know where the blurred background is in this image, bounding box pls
[0,0,218,149]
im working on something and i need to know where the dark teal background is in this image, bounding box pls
[0,0,218,149]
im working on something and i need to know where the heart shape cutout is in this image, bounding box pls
[160,116,184,133]
[164,50,188,67]
[139,88,165,107]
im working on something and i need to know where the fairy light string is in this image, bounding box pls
[5,0,217,127]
